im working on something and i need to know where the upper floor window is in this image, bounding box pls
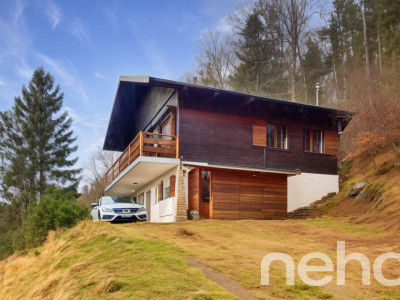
[267,124,288,149]
[304,129,324,153]
[253,121,288,150]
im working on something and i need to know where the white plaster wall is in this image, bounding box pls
[132,166,179,223]
[287,173,339,212]
[159,197,175,222]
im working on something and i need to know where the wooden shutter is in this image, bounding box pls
[157,182,163,202]
[324,131,339,155]
[253,121,266,147]
[170,175,176,197]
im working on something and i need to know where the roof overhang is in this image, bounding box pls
[105,156,180,196]
[183,161,300,176]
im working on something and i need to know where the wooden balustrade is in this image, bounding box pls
[105,132,179,187]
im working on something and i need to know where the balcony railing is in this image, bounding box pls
[105,132,179,187]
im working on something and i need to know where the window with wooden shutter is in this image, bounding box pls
[253,121,288,149]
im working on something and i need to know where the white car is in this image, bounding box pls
[91,196,147,222]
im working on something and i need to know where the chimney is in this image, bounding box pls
[193,76,197,85]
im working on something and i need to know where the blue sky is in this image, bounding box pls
[0,0,242,183]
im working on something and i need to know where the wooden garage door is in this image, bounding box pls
[212,170,287,220]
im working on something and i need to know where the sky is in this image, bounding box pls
[0,0,242,187]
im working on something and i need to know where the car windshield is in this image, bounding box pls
[101,196,135,205]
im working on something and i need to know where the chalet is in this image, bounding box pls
[103,75,352,222]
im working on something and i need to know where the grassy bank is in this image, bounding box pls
[0,221,235,300]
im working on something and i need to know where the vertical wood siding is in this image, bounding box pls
[179,108,338,175]
[170,175,176,197]
[212,169,287,220]
[253,121,267,147]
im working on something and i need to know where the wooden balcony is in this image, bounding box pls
[105,132,179,187]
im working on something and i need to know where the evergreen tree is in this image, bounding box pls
[0,67,81,214]
[303,38,329,105]
[378,0,400,61]
[230,12,280,96]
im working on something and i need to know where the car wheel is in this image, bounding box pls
[98,211,101,221]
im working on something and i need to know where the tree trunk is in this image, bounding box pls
[362,5,371,84]
[332,57,342,105]
[377,23,382,78]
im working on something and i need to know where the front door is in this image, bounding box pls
[200,170,212,218]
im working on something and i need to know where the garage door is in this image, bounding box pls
[212,169,287,220]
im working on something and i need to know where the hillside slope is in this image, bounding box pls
[0,221,235,300]
[318,148,400,231]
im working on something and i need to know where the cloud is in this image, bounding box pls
[64,106,82,123]
[0,79,4,86]
[215,16,232,33]
[0,1,31,61]
[44,0,62,30]
[15,58,33,80]
[95,72,107,79]
[13,0,26,23]
[68,17,93,48]
[36,52,90,104]
[175,13,198,33]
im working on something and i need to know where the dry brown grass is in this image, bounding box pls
[118,219,400,300]
[0,221,235,300]
[327,148,400,232]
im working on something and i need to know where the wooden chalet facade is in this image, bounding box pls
[103,75,352,222]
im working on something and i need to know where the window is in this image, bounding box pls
[267,124,288,149]
[161,116,171,135]
[101,196,135,205]
[164,179,170,199]
[304,129,324,154]
[138,193,144,205]
[201,170,210,203]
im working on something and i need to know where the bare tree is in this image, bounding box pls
[195,30,235,89]
[81,148,118,204]
[258,0,314,102]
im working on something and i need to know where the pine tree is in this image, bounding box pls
[0,67,81,213]
[230,12,285,97]
[303,38,329,105]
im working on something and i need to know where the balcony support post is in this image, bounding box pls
[176,136,179,159]
[139,131,144,156]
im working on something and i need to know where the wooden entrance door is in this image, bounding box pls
[199,169,212,218]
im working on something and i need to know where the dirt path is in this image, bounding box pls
[187,259,259,300]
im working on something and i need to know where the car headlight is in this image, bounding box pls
[138,207,146,212]
[102,207,114,212]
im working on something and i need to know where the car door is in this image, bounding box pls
[91,199,101,220]
[91,204,99,220]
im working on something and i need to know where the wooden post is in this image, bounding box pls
[139,132,144,156]
[176,136,179,159]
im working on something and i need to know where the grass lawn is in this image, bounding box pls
[0,221,236,300]
[119,218,400,300]
[1,218,399,299]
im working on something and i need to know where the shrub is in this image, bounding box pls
[27,186,88,242]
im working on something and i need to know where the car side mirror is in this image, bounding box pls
[91,203,98,207]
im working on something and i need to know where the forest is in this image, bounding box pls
[182,0,400,162]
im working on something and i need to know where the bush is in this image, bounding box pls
[27,186,88,242]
